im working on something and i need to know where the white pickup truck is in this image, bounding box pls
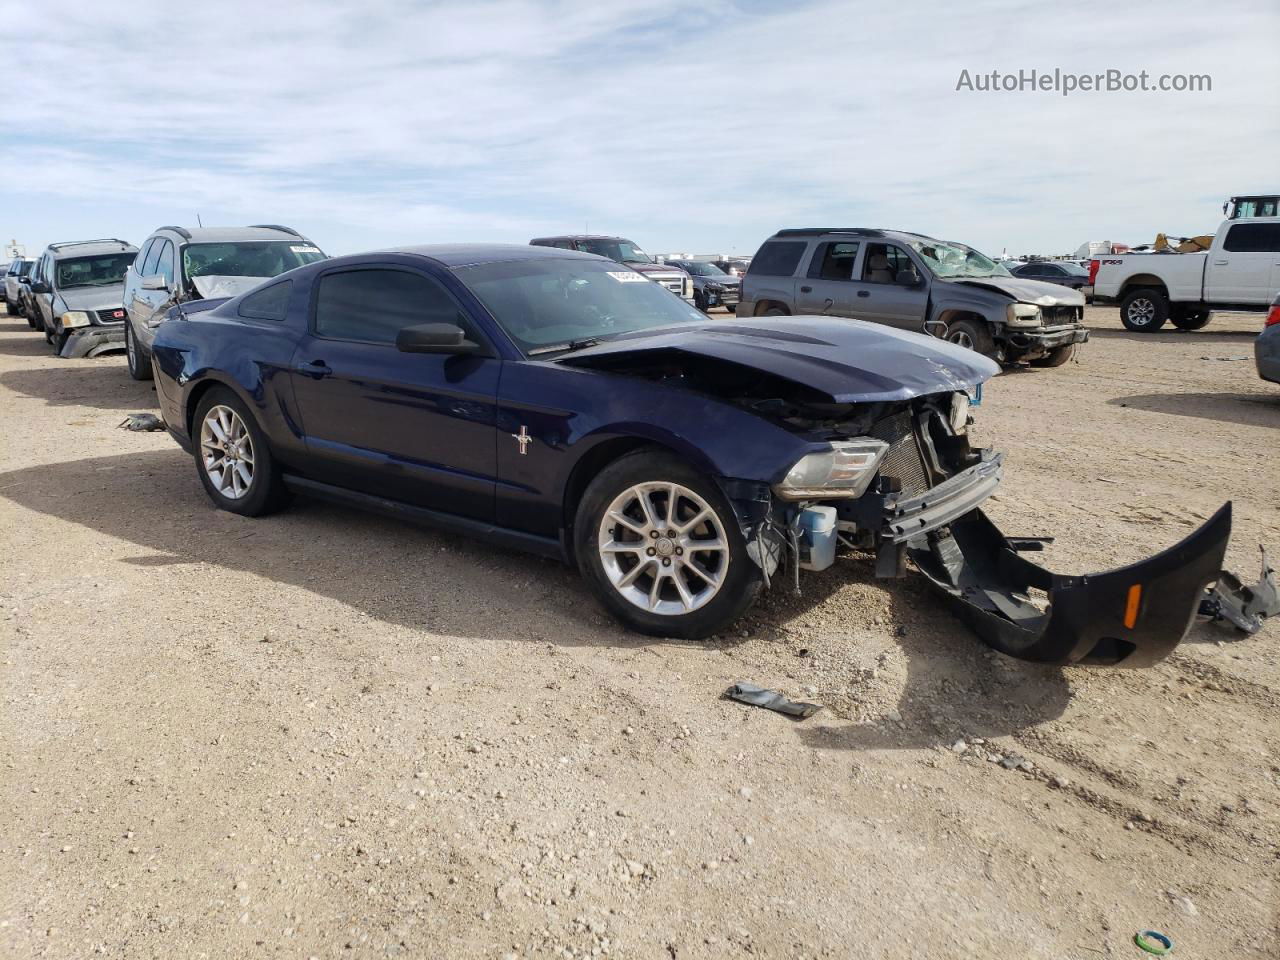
[1091,217,1280,331]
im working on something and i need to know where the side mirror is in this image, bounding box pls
[18,275,30,284]
[395,322,479,355]
[30,280,49,294]
[895,269,922,287]
[141,274,170,291]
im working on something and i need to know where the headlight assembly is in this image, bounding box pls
[774,438,889,500]
[1006,302,1042,327]
[59,311,91,328]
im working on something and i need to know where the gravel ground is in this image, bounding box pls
[1,308,1277,959]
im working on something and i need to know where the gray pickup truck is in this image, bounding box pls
[739,228,1090,366]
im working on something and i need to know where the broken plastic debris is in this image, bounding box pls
[118,413,165,432]
[1201,547,1278,635]
[723,682,822,719]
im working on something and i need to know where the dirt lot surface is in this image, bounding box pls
[2,308,1277,959]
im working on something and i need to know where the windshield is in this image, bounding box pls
[576,239,653,264]
[906,240,1010,279]
[673,261,726,277]
[55,253,136,288]
[183,241,325,280]
[456,258,704,355]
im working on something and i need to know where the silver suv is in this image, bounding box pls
[28,239,139,357]
[739,228,1089,367]
[123,224,325,380]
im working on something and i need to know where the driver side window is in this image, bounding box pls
[862,244,914,284]
[313,267,484,347]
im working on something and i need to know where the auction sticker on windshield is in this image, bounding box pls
[607,271,648,283]
[291,245,322,254]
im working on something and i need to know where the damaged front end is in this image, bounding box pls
[737,395,1272,668]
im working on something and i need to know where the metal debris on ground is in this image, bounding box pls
[118,413,165,432]
[1198,355,1250,362]
[723,682,823,719]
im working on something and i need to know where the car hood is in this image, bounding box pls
[557,316,998,403]
[945,275,1085,306]
[191,275,272,300]
[58,284,127,311]
[628,261,687,277]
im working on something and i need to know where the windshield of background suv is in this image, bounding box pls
[457,258,704,355]
[673,261,727,277]
[182,241,325,279]
[905,239,1011,279]
[576,239,653,264]
[55,253,136,288]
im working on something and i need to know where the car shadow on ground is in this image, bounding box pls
[1,363,154,409]
[1087,327,1261,345]
[0,448,1073,749]
[0,333,57,357]
[747,555,1073,751]
[1108,391,1280,428]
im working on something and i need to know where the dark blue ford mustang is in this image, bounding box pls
[150,244,1264,664]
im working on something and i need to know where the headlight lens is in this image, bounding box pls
[775,438,889,500]
[1006,302,1042,326]
[59,311,91,328]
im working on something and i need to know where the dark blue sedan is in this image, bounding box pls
[151,244,1259,664]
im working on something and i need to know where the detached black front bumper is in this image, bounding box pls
[907,504,1237,666]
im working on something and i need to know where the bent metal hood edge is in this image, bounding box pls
[557,316,998,403]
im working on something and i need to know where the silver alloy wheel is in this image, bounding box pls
[200,404,255,500]
[948,329,975,350]
[597,481,730,616]
[1127,297,1155,326]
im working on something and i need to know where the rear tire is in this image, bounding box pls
[574,449,761,639]
[1030,343,1076,367]
[3,299,13,316]
[1170,310,1210,331]
[761,304,789,317]
[1120,288,1169,331]
[192,387,289,517]
[125,322,154,380]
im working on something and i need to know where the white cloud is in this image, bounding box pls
[3,0,1277,256]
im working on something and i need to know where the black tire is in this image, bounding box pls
[3,299,13,316]
[762,305,789,317]
[1170,310,1210,331]
[693,291,709,313]
[125,322,154,380]
[192,387,289,517]
[945,318,998,359]
[574,449,762,639]
[1030,343,1076,368]
[1120,288,1168,332]
[26,313,37,329]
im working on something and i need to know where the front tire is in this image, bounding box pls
[3,299,13,316]
[192,387,288,517]
[945,318,999,360]
[125,322,153,380]
[574,449,761,639]
[1120,288,1169,331]
[1030,343,1076,367]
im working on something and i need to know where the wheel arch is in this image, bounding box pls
[753,300,791,317]
[183,375,260,440]
[1118,276,1169,299]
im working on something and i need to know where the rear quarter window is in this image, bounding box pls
[748,241,808,277]
[238,280,293,321]
[1223,223,1280,253]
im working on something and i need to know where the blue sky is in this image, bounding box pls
[2,0,1277,259]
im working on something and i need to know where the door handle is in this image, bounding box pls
[800,285,813,293]
[856,290,870,298]
[296,359,332,378]
[1213,259,1228,265]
